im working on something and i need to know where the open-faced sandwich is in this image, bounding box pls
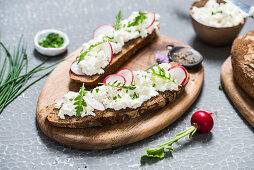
[231,30,254,99]
[47,62,189,128]
[70,10,160,86]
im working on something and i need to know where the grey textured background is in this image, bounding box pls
[0,0,254,169]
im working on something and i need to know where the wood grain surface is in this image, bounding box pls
[36,35,204,149]
[221,57,254,127]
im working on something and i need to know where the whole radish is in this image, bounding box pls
[141,110,214,162]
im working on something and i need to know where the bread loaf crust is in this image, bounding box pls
[231,30,254,99]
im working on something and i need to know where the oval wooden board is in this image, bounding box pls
[37,35,204,150]
[221,57,254,127]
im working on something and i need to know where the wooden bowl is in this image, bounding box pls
[189,0,247,46]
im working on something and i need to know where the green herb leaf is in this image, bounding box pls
[130,92,139,100]
[219,84,222,90]
[115,10,122,30]
[127,10,147,27]
[73,83,87,117]
[147,66,181,86]
[113,96,117,100]
[95,88,99,93]
[99,82,136,90]
[141,147,165,162]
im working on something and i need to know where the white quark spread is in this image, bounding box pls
[55,63,178,119]
[77,11,160,76]
[250,6,254,17]
[192,0,248,27]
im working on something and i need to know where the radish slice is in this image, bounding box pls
[168,66,187,85]
[144,12,155,29]
[70,61,85,76]
[116,68,134,86]
[102,41,113,63]
[83,96,105,111]
[103,74,126,86]
[93,25,114,38]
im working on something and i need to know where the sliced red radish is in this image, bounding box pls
[54,98,65,104]
[103,74,126,86]
[70,61,85,76]
[116,68,134,86]
[83,96,105,111]
[102,41,113,63]
[145,12,155,29]
[93,25,115,38]
[168,66,187,85]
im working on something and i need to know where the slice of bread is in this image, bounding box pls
[46,62,189,128]
[69,29,158,86]
[231,30,254,99]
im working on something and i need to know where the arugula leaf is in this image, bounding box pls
[78,36,116,63]
[99,82,136,90]
[73,83,87,117]
[127,10,147,27]
[115,10,122,30]
[141,147,165,162]
[78,41,105,63]
[147,66,181,86]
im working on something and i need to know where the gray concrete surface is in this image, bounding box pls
[0,0,253,169]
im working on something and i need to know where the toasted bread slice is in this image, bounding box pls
[69,29,158,86]
[47,62,189,128]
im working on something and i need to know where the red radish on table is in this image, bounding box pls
[168,65,187,85]
[102,41,113,63]
[116,68,134,86]
[145,12,155,29]
[83,96,105,111]
[93,25,115,39]
[103,74,126,86]
[70,61,85,76]
[141,110,214,162]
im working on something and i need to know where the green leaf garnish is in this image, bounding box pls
[141,147,165,162]
[127,10,147,27]
[219,84,222,90]
[115,10,122,30]
[95,88,99,93]
[147,66,181,86]
[99,82,136,90]
[78,35,116,63]
[73,83,87,117]
[130,92,139,100]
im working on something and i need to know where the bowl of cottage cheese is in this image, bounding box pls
[189,0,248,46]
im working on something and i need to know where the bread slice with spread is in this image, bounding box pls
[69,11,160,86]
[47,62,189,128]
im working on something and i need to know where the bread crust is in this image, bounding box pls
[47,62,189,128]
[69,30,158,86]
[231,30,254,99]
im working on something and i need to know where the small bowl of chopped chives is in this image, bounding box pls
[34,29,69,56]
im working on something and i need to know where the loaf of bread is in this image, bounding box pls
[231,30,254,99]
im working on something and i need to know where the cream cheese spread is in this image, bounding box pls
[77,11,160,76]
[192,0,248,27]
[249,6,254,17]
[55,63,178,119]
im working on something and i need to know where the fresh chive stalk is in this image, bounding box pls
[0,37,60,113]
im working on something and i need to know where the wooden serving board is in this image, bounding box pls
[37,35,204,150]
[221,57,254,127]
